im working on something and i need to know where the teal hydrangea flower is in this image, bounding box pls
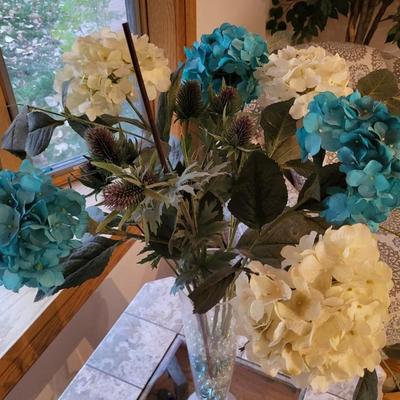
[0,160,88,292]
[297,91,400,230]
[183,23,269,103]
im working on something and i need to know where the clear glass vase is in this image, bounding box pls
[179,292,237,400]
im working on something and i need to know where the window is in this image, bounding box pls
[0,0,138,169]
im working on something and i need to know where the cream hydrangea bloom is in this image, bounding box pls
[235,224,392,392]
[54,28,171,121]
[254,45,353,119]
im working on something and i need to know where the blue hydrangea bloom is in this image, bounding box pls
[297,90,400,230]
[0,161,88,292]
[183,23,269,103]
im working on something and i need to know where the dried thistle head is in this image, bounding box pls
[85,127,117,162]
[209,86,242,116]
[102,173,156,211]
[175,80,204,121]
[103,180,145,211]
[225,115,254,147]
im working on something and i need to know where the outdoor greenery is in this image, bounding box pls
[266,0,400,46]
[0,0,124,165]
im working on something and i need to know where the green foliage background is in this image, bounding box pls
[0,0,123,165]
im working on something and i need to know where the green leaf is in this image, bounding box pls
[146,206,179,259]
[189,266,240,314]
[284,159,315,178]
[96,210,120,233]
[352,369,378,400]
[386,96,400,115]
[294,163,346,211]
[1,106,29,158]
[383,343,400,359]
[65,109,120,138]
[26,111,65,156]
[157,66,183,141]
[34,237,119,301]
[296,173,321,208]
[357,69,399,101]
[202,251,237,273]
[260,99,298,164]
[228,151,288,230]
[271,135,301,165]
[237,211,329,267]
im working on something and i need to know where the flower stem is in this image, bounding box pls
[126,97,149,129]
[28,105,154,144]
[164,258,179,277]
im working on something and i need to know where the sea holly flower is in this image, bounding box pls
[183,23,269,103]
[297,90,400,230]
[0,161,88,292]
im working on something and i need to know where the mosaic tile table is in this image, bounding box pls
[59,277,364,400]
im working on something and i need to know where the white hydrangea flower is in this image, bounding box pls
[254,45,353,119]
[235,224,393,393]
[54,28,171,121]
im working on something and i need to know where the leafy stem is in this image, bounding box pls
[27,105,155,144]
[126,96,150,130]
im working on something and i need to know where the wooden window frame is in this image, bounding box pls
[0,1,197,398]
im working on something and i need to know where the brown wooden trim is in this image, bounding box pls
[0,240,134,399]
[185,0,197,47]
[141,0,197,69]
[0,49,17,121]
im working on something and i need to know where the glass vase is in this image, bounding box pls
[179,292,237,400]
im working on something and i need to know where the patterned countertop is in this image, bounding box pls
[60,277,366,400]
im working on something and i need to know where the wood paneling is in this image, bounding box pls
[0,240,134,399]
[0,84,20,171]
[142,0,197,69]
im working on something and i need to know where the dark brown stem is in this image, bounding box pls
[346,0,362,42]
[122,22,169,173]
[355,0,377,43]
[364,0,394,45]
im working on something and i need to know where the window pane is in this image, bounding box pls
[0,0,131,168]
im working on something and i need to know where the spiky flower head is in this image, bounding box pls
[225,115,254,147]
[103,180,145,211]
[102,173,155,211]
[209,86,242,116]
[175,80,204,121]
[85,127,117,162]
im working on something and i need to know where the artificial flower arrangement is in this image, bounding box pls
[1,21,400,399]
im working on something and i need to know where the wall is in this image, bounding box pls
[5,242,171,400]
[196,0,270,39]
[196,0,399,55]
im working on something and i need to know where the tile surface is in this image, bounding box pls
[59,365,141,400]
[87,313,176,388]
[303,390,341,400]
[125,277,182,333]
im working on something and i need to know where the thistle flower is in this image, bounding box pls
[85,127,117,162]
[209,86,242,116]
[225,115,254,147]
[103,180,145,210]
[175,80,204,121]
